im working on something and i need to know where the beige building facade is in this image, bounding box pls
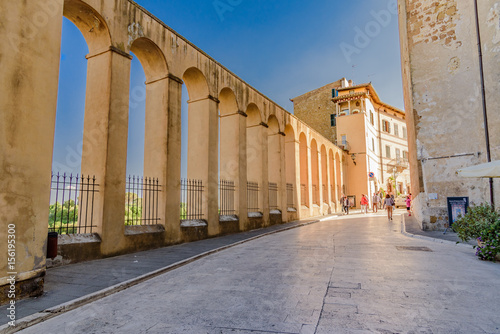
[293,79,411,208]
[0,0,346,301]
[398,0,500,230]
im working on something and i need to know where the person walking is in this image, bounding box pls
[383,194,394,220]
[372,192,379,213]
[406,195,412,216]
[344,196,350,215]
[360,194,368,214]
[340,194,346,215]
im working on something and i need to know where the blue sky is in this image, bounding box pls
[53,0,403,178]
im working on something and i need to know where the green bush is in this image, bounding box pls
[452,203,499,242]
[476,219,500,262]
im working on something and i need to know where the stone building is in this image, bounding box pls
[293,78,411,208]
[398,0,500,230]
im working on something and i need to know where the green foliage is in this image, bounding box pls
[476,219,500,262]
[452,203,499,242]
[48,200,78,234]
[125,192,142,225]
[180,203,187,220]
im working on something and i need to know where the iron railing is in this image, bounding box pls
[286,183,294,208]
[49,172,98,234]
[180,179,204,220]
[268,182,278,210]
[300,184,307,206]
[219,180,235,216]
[247,181,260,212]
[322,184,328,203]
[312,184,319,205]
[125,176,161,226]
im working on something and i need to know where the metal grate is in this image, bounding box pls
[49,172,99,234]
[322,184,328,203]
[300,184,307,206]
[125,176,161,226]
[286,183,294,208]
[395,246,433,252]
[219,179,235,216]
[312,184,319,205]
[268,182,278,210]
[180,179,204,220]
[247,181,260,212]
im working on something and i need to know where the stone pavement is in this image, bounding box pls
[9,212,500,334]
[1,218,322,330]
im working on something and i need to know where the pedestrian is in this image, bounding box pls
[378,191,384,209]
[372,192,379,213]
[344,196,350,215]
[340,194,346,214]
[383,194,394,220]
[360,194,368,214]
[406,195,412,216]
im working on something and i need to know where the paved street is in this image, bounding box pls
[18,213,500,333]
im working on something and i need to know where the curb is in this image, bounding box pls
[1,219,320,334]
[400,214,473,249]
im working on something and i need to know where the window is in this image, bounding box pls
[382,120,391,133]
[370,111,374,125]
[402,126,407,139]
[330,114,336,127]
[341,135,347,146]
[332,89,338,98]
[396,148,401,159]
[394,124,399,137]
[371,138,375,152]
[385,145,391,158]
[403,151,409,160]
[341,109,350,116]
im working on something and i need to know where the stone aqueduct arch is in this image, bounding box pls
[0,0,345,300]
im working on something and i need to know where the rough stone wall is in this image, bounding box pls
[293,82,341,144]
[399,0,500,230]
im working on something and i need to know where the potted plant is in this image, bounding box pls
[453,203,500,262]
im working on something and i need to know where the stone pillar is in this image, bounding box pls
[261,123,270,226]
[318,150,324,214]
[164,75,183,243]
[80,47,132,256]
[143,76,169,228]
[187,96,219,236]
[326,154,333,213]
[220,111,248,229]
[293,139,302,218]
[279,132,287,221]
[0,0,64,301]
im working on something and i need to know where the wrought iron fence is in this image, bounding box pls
[268,182,278,210]
[322,184,328,203]
[125,176,161,226]
[180,179,204,220]
[219,180,235,216]
[286,183,294,208]
[300,184,307,206]
[49,172,98,234]
[247,181,260,212]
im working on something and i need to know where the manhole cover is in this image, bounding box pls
[396,246,433,252]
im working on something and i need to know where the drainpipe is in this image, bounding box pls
[474,0,494,207]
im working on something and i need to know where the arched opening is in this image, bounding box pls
[219,87,240,217]
[336,152,342,200]
[246,103,264,214]
[320,145,328,206]
[329,149,337,211]
[267,115,281,212]
[311,139,320,206]
[49,17,89,235]
[49,0,111,234]
[182,67,218,231]
[126,37,168,226]
[299,132,309,208]
[284,125,297,211]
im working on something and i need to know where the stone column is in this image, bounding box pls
[307,142,314,217]
[0,0,64,300]
[326,154,333,213]
[187,96,219,236]
[260,123,270,226]
[80,47,132,256]
[164,75,183,243]
[293,139,302,218]
[279,132,287,222]
[220,110,248,230]
[318,150,324,214]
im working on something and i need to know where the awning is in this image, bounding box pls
[456,160,500,178]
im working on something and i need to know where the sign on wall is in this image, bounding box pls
[447,197,469,227]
